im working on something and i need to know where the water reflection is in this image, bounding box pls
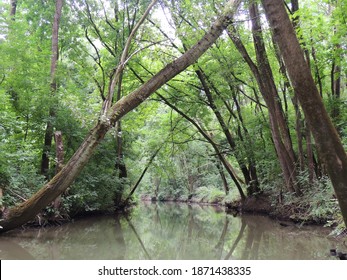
[0,202,343,260]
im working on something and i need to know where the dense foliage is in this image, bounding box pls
[0,0,346,229]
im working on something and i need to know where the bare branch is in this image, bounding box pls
[84,0,116,57]
[102,0,158,114]
[85,27,106,99]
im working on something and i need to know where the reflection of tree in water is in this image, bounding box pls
[0,215,128,259]
[0,238,35,259]
[0,204,342,260]
[241,216,264,260]
[113,214,126,260]
[224,219,246,260]
[215,216,229,259]
[125,215,151,259]
[127,202,230,259]
[222,214,339,260]
[120,203,342,260]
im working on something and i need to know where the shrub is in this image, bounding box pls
[196,186,225,203]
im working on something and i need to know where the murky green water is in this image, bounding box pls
[0,202,344,259]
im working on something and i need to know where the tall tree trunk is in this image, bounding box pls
[113,72,127,205]
[53,131,64,212]
[41,117,54,177]
[249,1,299,194]
[293,96,305,171]
[0,0,242,233]
[262,0,347,228]
[216,158,230,195]
[289,0,315,181]
[1,0,18,207]
[54,131,64,174]
[310,45,323,97]
[10,0,17,19]
[231,87,260,192]
[330,40,341,124]
[305,125,315,184]
[40,0,63,178]
[229,2,299,194]
[0,188,4,215]
[271,8,306,174]
[154,177,161,199]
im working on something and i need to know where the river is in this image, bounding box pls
[0,202,344,259]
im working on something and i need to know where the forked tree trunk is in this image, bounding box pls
[261,0,347,227]
[248,1,299,194]
[228,21,299,195]
[0,0,241,233]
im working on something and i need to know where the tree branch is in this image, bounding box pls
[103,0,158,114]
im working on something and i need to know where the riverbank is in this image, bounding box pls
[2,202,344,260]
[140,191,346,233]
[2,188,344,237]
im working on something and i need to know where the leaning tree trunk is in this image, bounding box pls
[228,20,299,195]
[261,0,347,227]
[0,0,242,233]
[158,93,246,199]
[248,1,299,194]
[195,68,256,190]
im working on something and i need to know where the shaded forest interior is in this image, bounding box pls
[0,0,347,233]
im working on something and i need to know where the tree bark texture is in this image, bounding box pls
[40,114,54,177]
[228,3,299,194]
[285,0,315,181]
[248,1,299,194]
[0,0,241,233]
[50,0,63,89]
[53,131,64,211]
[262,0,347,227]
[54,131,64,174]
